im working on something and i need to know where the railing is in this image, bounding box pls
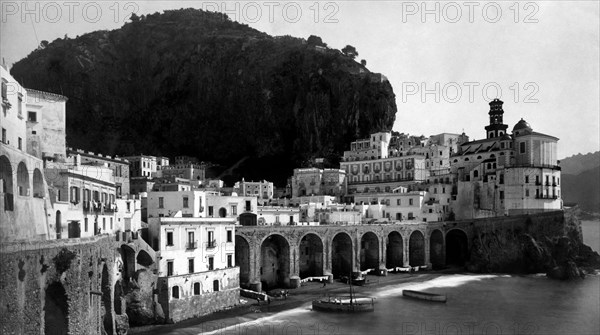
[535,195,559,200]
[207,240,217,248]
[186,242,197,249]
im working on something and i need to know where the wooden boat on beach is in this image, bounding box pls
[402,290,447,303]
[312,296,375,312]
[313,272,375,312]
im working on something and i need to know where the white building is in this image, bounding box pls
[148,216,239,323]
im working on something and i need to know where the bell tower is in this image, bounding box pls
[484,99,508,139]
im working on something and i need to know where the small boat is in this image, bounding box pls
[313,272,375,312]
[312,296,375,312]
[402,290,447,303]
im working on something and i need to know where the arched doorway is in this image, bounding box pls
[0,155,14,211]
[360,232,379,271]
[446,229,469,266]
[17,162,29,196]
[235,236,251,285]
[44,281,69,335]
[218,207,227,218]
[299,233,323,278]
[120,245,136,281]
[260,234,290,290]
[409,231,425,266]
[430,230,444,269]
[332,233,353,278]
[55,210,62,239]
[386,231,403,268]
[33,168,44,198]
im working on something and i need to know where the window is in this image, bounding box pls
[208,230,214,247]
[397,199,401,205]
[500,191,505,200]
[193,282,201,295]
[208,206,213,216]
[171,286,179,299]
[17,137,22,150]
[213,280,219,291]
[17,94,23,117]
[231,205,237,215]
[499,174,504,184]
[245,200,251,211]
[183,196,189,208]
[188,258,194,273]
[110,218,113,230]
[226,230,232,242]
[167,261,174,276]
[102,218,106,230]
[519,142,526,154]
[208,257,214,271]
[187,231,195,248]
[525,176,529,183]
[84,218,88,232]
[1,128,6,144]
[227,254,233,268]
[166,231,173,246]
[409,198,414,206]
[525,189,530,197]
[158,197,164,208]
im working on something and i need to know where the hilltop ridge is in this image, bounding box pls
[10,8,397,185]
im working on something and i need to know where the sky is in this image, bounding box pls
[1,1,598,159]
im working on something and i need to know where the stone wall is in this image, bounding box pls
[157,267,240,323]
[0,235,119,335]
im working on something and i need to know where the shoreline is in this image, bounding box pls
[130,267,600,335]
[129,268,461,335]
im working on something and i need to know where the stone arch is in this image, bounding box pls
[33,168,44,198]
[409,230,425,266]
[386,231,403,268]
[17,161,29,196]
[430,229,444,269]
[45,281,69,335]
[299,233,324,278]
[331,232,353,278]
[235,235,251,285]
[0,155,14,210]
[120,245,136,281]
[136,249,154,267]
[101,264,113,334]
[360,232,379,271]
[218,207,227,218]
[446,229,469,266]
[114,281,123,315]
[260,234,290,290]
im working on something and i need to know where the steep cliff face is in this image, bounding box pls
[10,9,397,185]
[466,209,600,279]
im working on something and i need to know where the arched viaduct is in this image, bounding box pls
[235,222,472,292]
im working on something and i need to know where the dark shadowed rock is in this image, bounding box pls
[124,269,162,326]
[9,8,397,185]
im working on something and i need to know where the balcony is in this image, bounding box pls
[186,242,197,250]
[206,240,217,248]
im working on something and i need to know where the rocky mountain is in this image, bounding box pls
[559,151,599,213]
[561,152,600,175]
[10,9,397,186]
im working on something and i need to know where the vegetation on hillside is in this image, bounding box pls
[11,9,397,185]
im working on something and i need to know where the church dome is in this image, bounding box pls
[513,118,532,132]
